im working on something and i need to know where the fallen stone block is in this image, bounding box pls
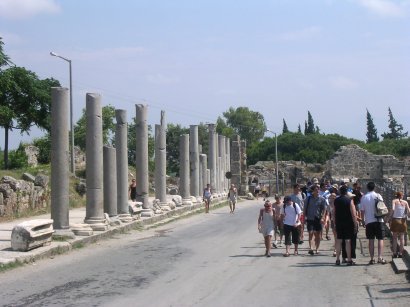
[11,219,54,251]
[70,223,94,236]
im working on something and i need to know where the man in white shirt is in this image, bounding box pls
[360,181,386,264]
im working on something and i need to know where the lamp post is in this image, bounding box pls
[266,129,279,194]
[50,52,75,174]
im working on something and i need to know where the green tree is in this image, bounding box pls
[74,105,116,150]
[219,107,266,146]
[366,109,379,143]
[297,124,302,133]
[282,119,289,134]
[305,111,315,135]
[0,66,60,168]
[381,107,408,140]
[166,124,189,175]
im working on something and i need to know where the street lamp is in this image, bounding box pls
[50,52,75,174]
[266,129,279,194]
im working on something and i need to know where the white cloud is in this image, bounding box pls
[355,0,406,17]
[278,26,322,41]
[329,76,359,90]
[0,0,60,19]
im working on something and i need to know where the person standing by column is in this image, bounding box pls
[228,184,238,214]
[128,179,137,202]
[361,181,387,265]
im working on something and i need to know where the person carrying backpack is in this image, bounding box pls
[281,196,302,257]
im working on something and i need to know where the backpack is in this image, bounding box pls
[374,194,388,218]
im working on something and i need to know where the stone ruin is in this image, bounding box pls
[248,144,410,199]
[0,174,49,217]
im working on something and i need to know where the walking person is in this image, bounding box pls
[290,184,305,244]
[203,183,212,213]
[281,196,302,257]
[389,192,410,258]
[272,195,283,248]
[334,186,358,265]
[341,191,360,263]
[254,183,261,200]
[128,178,137,201]
[258,200,275,257]
[304,184,327,255]
[228,184,238,214]
[361,182,387,264]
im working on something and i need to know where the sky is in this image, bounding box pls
[1,0,409,150]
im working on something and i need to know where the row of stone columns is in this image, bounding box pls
[50,87,232,232]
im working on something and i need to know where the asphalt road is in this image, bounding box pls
[1,199,409,307]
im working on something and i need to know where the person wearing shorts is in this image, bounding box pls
[361,181,387,265]
[304,184,327,255]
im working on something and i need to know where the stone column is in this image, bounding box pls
[115,109,132,222]
[240,139,249,195]
[226,137,231,189]
[155,124,167,205]
[135,104,150,210]
[231,135,242,195]
[215,133,220,193]
[200,154,208,192]
[208,124,217,194]
[180,134,192,205]
[219,135,226,193]
[103,146,117,217]
[50,87,71,234]
[190,125,200,199]
[84,93,108,230]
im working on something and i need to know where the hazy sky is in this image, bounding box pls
[1,0,409,149]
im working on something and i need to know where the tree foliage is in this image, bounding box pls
[127,118,155,170]
[217,107,266,146]
[366,109,379,143]
[282,119,289,134]
[381,107,408,140]
[305,111,315,135]
[74,105,116,150]
[166,124,189,175]
[0,66,60,168]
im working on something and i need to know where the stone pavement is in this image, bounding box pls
[0,197,226,268]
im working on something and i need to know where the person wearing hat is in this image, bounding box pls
[281,195,302,257]
[272,194,284,248]
[258,200,275,257]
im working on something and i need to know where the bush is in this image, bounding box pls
[33,135,51,164]
[7,143,28,169]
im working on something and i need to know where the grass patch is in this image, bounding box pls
[72,242,84,249]
[0,260,24,273]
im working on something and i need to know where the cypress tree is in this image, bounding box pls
[366,109,379,143]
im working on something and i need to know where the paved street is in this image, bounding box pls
[0,199,409,307]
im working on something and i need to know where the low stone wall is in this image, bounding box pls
[0,174,50,217]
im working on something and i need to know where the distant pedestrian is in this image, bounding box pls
[258,200,275,257]
[254,183,261,200]
[281,196,302,257]
[228,184,238,214]
[272,195,283,247]
[389,192,410,258]
[361,182,387,264]
[290,184,305,244]
[203,184,212,213]
[128,179,137,201]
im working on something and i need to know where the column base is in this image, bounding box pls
[70,223,94,236]
[118,213,133,223]
[141,208,154,217]
[84,217,109,231]
[182,198,193,206]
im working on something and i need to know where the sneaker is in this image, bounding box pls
[308,249,314,255]
[298,240,304,245]
[267,253,271,257]
[377,258,387,265]
[272,242,277,249]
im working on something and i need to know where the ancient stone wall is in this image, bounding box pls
[0,175,49,217]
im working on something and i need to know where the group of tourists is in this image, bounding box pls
[257,179,410,265]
